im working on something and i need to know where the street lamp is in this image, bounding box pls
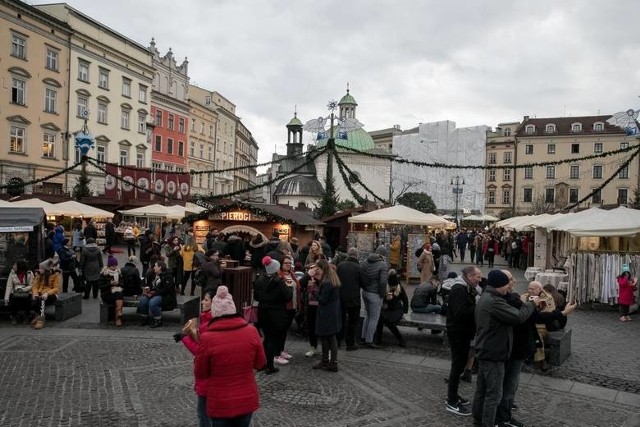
[451,175,465,227]
[73,111,94,200]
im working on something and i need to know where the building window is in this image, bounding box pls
[119,149,128,165]
[178,141,184,156]
[525,125,535,134]
[78,59,89,82]
[139,84,147,103]
[97,102,108,124]
[488,189,495,204]
[168,114,175,130]
[571,144,580,154]
[571,123,582,132]
[504,128,511,136]
[167,138,173,154]
[208,174,213,189]
[504,152,512,164]
[569,188,579,203]
[138,114,146,133]
[122,78,131,97]
[525,144,533,155]
[42,134,56,158]
[524,166,533,180]
[488,153,496,164]
[96,145,106,163]
[201,123,205,134]
[502,188,511,205]
[503,168,511,181]
[152,162,162,170]
[179,118,185,133]
[136,152,144,168]
[621,142,629,149]
[10,126,25,153]
[46,48,59,71]
[592,189,602,204]
[44,88,57,113]
[545,188,555,204]
[191,120,196,132]
[546,166,555,179]
[594,142,603,153]
[523,188,533,203]
[190,141,195,156]
[208,145,213,161]
[545,124,556,133]
[569,165,580,179]
[77,96,88,117]
[121,109,130,130]
[593,165,603,179]
[209,125,214,138]
[547,144,556,154]
[11,34,26,59]
[618,188,629,205]
[619,165,629,179]
[155,135,162,151]
[594,123,604,131]
[12,78,26,105]
[98,68,109,89]
[155,110,162,127]
[200,143,204,159]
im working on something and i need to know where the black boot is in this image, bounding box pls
[150,318,163,328]
[140,315,149,326]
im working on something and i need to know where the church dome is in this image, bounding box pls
[274,175,324,197]
[316,128,374,151]
[287,113,303,127]
[339,91,357,106]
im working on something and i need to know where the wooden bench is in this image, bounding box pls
[99,295,200,324]
[360,308,448,345]
[547,328,571,366]
[0,292,82,322]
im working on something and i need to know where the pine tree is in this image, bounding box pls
[72,173,92,200]
[317,175,339,218]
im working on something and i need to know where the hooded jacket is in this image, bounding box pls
[446,276,478,341]
[80,243,103,281]
[360,253,388,298]
[336,256,367,307]
[249,237,267,270]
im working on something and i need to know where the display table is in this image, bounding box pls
[524,267,542,282]
[535,271,569,288]
[221,259,239,268]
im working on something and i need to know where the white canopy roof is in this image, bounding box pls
[463,214,499,222]
[53,200,114,218]
[550,206,640,237]
[120,204,190,220]
[10,198,64,216]
[348,204,455,227]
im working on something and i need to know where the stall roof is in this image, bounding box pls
[252,203,324,226]
[348,204,455,227]
[10,198,64,216]
[190,201,324,226]
[0,207,46,231]
[53,200,114,218]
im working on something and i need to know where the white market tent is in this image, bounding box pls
[10,198,64,216]
[348,204,455,227]
[550,206,640,237]
[463,214,499,222]
[53,200,114,218]
[119,204,193,220]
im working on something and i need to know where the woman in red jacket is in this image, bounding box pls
[180,289,214,427]
[195,286,266,427]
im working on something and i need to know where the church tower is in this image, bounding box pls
[286,109,304,156]
[338,84,358,120]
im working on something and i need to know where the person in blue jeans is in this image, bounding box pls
[138,260,175,328]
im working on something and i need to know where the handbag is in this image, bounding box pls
[243,305,258,324]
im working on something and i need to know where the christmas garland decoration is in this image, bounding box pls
[334,149,366,205]
[0,158,84,190]
[563,146,640,211]
[333,148,388,204]
[184,200,295,225]
[86,148,314,176]
[338,143,640,170]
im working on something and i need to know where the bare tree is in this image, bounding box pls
[390,178,421,205]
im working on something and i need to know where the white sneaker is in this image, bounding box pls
[305,347,317,357]
[274,356,289,365]
[280,351,293,359]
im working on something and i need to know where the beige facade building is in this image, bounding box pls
[234,120,258,200]
[1,0,71,195]
[187,85,218,196]
[485,115,640,217]
[35,3,154,196]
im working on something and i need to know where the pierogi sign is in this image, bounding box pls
[209,211,266,222]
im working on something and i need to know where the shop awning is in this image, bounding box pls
[348,204,455,227]
[0,207,46,231]
[53,200,114,218]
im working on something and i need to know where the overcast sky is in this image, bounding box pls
[29,0,640,164]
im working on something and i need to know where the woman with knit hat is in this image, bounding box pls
[195,286,266,426]
[617,264,637,321]
[100,255,125,327]
[253,256,292,374]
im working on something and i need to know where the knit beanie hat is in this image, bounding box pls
[487,270,509,288]
[347,247,359,257]
[262,256,280,275]
[375,245,387,258]
[211,286,237,318]
[107,255,118,267]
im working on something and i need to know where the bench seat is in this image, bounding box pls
[547,328,571,366]
[99,295,200,324]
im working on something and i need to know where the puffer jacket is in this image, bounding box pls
[182,310,213,397]
[446,276,478,341]
[31,271,62,297]
[80,243,103,281]
[120,261,143,296]
[360,253,388,298]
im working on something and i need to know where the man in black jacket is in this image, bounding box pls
[472,270,537,427]
[336,247,366,351]
[445,265,482,417]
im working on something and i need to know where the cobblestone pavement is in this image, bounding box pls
[1,248,639,426]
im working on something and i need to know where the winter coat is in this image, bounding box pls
[389,238,402,266]
[417,250,434,283]
[617,275,637,306]
[31,271,62,297]
[202,259,223,290]
[52,227,65,253]
[504,292,537,361]
[194,314,266,418]
[139,235,152,263]
[265,236,281,254]
[315,279,342,336]
[121,261,143,296]
[446,276,478,342]
[72,229,85,249]
[225,235,245,263]
[336,256,367,308]
[57,246,77,273]
[180,246,197,272]
[254,273,292,333]
[182,310,213,397]
[381,284,409,325]
[249,238,267,270]
[4,269,34,302]
[83,224,97,240]
[105,222,116,243]
[149,270,177,311]
[474,286,535,362]
[361,253,388,298]
[164,243,181,270]
[278,270,302,311]
[80,244,104,281]
[410,281,438,309]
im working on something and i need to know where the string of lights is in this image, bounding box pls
[333,149,388,204]
[185,200,296,225]
[333,151,366,205]
[0,159,84,190]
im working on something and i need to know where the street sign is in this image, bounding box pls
[452,188,463,194]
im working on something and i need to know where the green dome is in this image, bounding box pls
[287,116,303,126]
[339,91,357,106]
[316,128,374,151]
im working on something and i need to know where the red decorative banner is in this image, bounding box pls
[104,164,118,199]
[166,174,178,199]
[177,173,190,200]
[136,169,152,201]
[152,171,167,201]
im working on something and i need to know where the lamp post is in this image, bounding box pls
[451,175,465,227]
[73,112,94,200]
